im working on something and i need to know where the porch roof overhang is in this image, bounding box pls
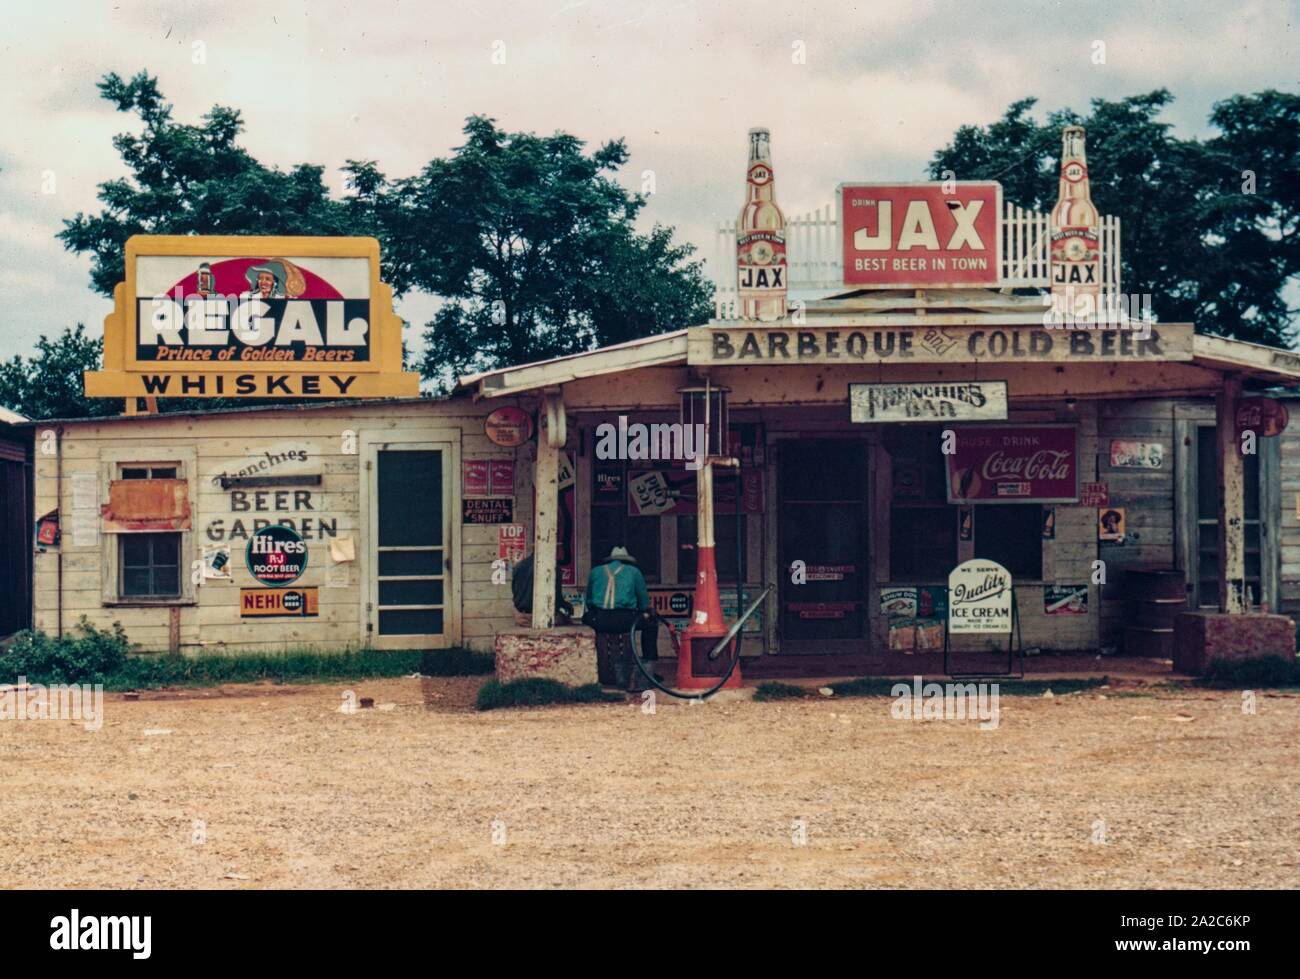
[454,319,1300,401]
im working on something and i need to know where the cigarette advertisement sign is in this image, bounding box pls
[948,559,1013,634]
[840,182,1000,288]
[84,236,420,399]
[946,425,1079,504]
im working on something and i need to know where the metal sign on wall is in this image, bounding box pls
[85,236,421,399]
[850,381,1008,423]
[840,182,1001,288]
[948,559,1013,634]
[946,424,1079,504]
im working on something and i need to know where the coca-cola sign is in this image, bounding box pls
[945,425,1078,504]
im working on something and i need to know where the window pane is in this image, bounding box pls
[891,507,956,579]
[378,450,442,547]
[378,579,444,606]
[779,440,868,501]
[151,467,178,479]
[122,569,152,596]
[151,565,179,596]
[122,535,152,566]
[378,608,443,636]
[121,467,149,480]
[973,505,1042,579]
[378,550,443,575]
[151,533,180,566]
[678,514,744,584]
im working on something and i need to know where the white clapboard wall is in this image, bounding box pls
[712,202,1121,320]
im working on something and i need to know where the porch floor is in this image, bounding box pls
[729,652,1185,682]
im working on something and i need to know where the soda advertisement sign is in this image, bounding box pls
[840,182,1000,288]
[948,559,1013,634]
[84,236,420,399]
[245,524,309,586]
[240,587,320,617]
[946,425,1078,504]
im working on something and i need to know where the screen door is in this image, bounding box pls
[369,444,452,648]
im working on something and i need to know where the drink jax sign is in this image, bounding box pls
[840,182,1000,288]
[84,236,420,399]
[946,425,1078,504]
[948,559,1013,634]
[850,381,1008,423]
[689,323,1192,365]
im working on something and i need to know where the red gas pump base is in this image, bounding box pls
[675,544,743,690]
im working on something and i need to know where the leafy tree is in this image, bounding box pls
[349,117,714,386]
[929,90,1299,346]
[58,71,361,298]
[0,325,121,419]
[58,75,713,395]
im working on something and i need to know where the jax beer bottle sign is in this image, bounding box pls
[1050,125,1101,318]
[737,127,787,322]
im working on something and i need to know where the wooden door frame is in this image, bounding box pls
[359,430,462,649]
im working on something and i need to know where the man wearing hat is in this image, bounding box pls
[583,546,657,687]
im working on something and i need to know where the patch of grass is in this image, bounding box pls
[101,647,430,691]
[753,681,813,701]
[1197,655,1300,689]
[475,678,623,711]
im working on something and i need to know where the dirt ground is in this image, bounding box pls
[2,676,1297,889]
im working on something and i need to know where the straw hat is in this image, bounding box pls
[607,546,637,564]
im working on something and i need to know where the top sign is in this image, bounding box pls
[840,182,1001,288]
[85,236,421,399]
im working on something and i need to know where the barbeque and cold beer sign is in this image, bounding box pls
[85,236,420,399]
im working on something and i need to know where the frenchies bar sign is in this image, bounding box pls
[840,182,1000,288]
[946,425,1078,504]
[84,236,421,399]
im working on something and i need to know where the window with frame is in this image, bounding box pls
[591,462,661,582]
[114,462,184,600]
[889,428,1044,581]
[889,428,957,579]
[972,504,1043,580]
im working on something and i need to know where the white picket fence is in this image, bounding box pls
[713,202,1121,320]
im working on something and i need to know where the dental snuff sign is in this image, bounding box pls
[840,182,1000,288]
[84,236,421,399]
[948,559,1013,634]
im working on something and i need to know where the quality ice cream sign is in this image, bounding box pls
[85,236,420,399]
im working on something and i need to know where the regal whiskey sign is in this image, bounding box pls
[85,236,420,399]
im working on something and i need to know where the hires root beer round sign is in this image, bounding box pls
[246,524,308,586]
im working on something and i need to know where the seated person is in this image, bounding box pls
[510,552,574,625]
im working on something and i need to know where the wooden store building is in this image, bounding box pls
[19,131,1300,675]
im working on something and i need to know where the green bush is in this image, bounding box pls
[1200,655,1300,688]
[0,618,129,685]
[475,678,623,711]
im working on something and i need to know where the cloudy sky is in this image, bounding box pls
[0,0,1296,360]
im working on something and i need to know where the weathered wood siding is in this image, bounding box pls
[31,398,521,655]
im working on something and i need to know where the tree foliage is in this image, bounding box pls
[54,73,713,398]
[929,89,1300,346]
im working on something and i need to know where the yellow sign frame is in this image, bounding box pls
[85,235,421,399]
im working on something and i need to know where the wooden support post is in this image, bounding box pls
[531,391,563,629]
[1215,375,1245,613]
